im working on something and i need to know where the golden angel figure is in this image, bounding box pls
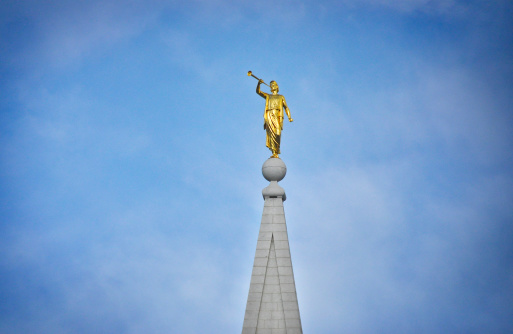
[256,80,293,158]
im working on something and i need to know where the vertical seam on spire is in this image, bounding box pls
[255,233,274,331]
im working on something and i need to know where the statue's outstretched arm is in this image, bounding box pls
[256,81,267,99]
[283,96,293,122]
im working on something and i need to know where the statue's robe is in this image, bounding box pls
[263,94,287,155]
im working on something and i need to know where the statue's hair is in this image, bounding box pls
[270,80,279,92]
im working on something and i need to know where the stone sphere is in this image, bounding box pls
[262,158,287,182]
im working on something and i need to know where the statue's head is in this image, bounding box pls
[270,81,279,93]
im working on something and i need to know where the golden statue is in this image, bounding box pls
[248,71,293,158]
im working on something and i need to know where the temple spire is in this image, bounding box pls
[242,158,302,334]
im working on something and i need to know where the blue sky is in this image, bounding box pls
[1,1,512,333]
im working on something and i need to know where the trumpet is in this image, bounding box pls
[247,71,270,87]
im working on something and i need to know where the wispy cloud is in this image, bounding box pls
[3,1,164,71]
[320,0,477,15]
[288,161,513,332]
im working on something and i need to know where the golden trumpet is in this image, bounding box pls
[247,71,270,87]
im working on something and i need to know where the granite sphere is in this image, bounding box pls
[262,158,287,182]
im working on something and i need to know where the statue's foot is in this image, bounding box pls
[271,154,279,159]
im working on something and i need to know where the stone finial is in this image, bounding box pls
[262,158,287,182]
[262,158,287,201]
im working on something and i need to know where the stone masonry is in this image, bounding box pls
[242,158,302,334]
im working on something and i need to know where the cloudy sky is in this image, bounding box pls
[1,0,512,333]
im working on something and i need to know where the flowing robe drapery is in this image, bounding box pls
[264,94,286,155]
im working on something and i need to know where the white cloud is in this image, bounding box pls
[1,210,248,333]
[6,1,165,70]
[286,158,513,332]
